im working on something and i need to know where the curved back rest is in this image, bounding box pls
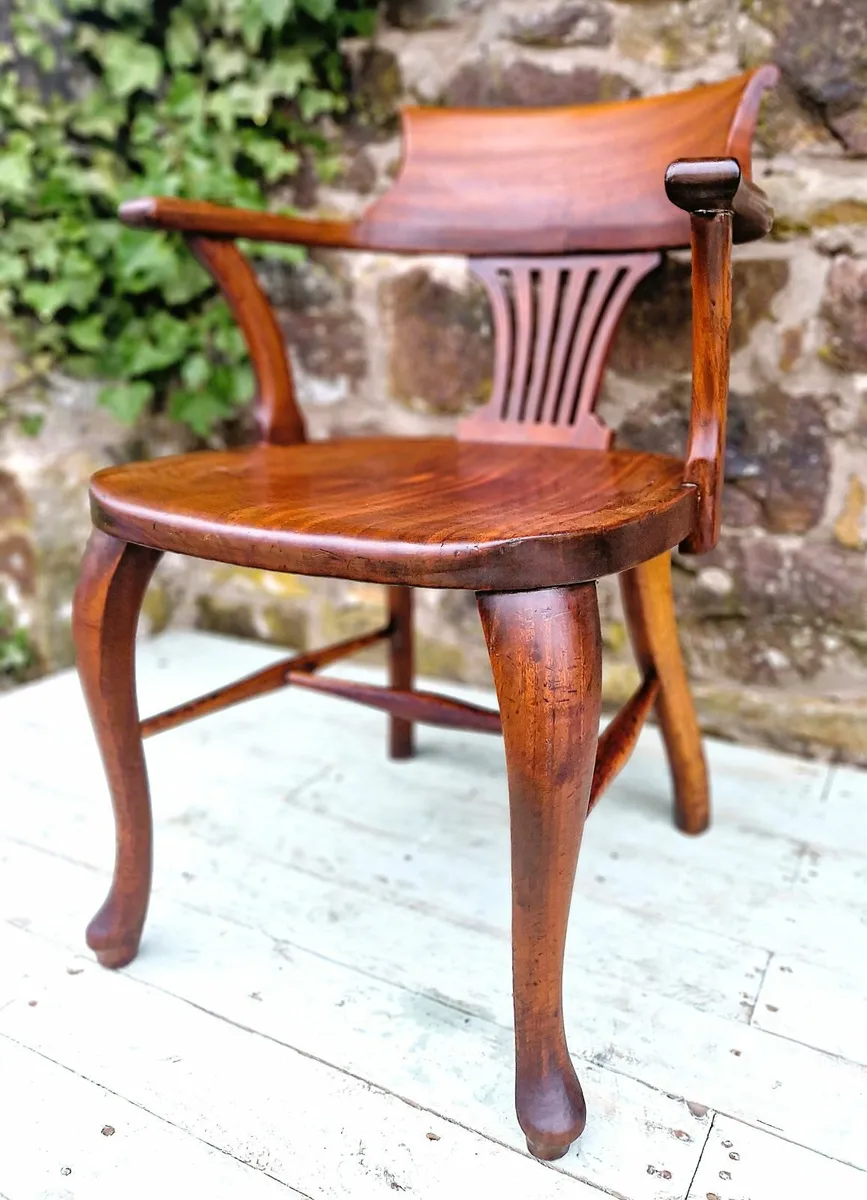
[357,67,777,256]
[356,67,776,449]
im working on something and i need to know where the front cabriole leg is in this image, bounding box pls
[477,583,602,1161]
[73,529,162,968]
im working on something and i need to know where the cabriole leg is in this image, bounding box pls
[477,583,602,1161]
[73,529,162,968]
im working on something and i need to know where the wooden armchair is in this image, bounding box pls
[73,66,778,1161]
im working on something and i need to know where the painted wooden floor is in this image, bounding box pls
[2,630,867,1199]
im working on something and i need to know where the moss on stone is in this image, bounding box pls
[195,597,260,642]
[415,634,466,680]
[769,216,813,241]
[602,620,629,654]
[811,201,867,227]
[601,660,641,707]
[263,605,309,650]
[696,683,867,763]
[141,584,171,635]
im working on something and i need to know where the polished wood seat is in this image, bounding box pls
[73,68,778,1164]
[91,439,695,590]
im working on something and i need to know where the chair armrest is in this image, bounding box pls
[732,178,774,243]
[664,158,746,553]
[119,196,360,250]
[119,198,353,443]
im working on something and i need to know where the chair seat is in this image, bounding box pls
[90,437,696,591]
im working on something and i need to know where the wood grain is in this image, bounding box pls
[140,625,391,739]
[478,584,602,1160]
[187,236,305,446]
[620,552,709,834]
[387,585,415,759]
[665,159,737,554]
[89,438,696,591]
[459,253,660,449]
[72,529,162,968]
[285,672,501,733]
[119,68,776,255]
[588,669,660,814]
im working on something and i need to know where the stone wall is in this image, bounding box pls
[2,0,867,762]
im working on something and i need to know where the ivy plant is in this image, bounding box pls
[0,603,35,680]
[0,0,374,436]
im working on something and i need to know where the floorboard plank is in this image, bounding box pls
[4,833,867,1175]
[3,632,866,1196]
[753,954,867,1066]
[0,922,651,1200]
[0,1036,305,1198]
[0,846,710,1200]
[687,1115,867,1200]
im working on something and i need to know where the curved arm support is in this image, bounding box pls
[187,236,306,446]
[121,196,360,250]
[665,158,741,554]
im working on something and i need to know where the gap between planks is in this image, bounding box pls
[4,834,867,1188]
[0,1034,309,1199]
[0,857,711,1200]
[0,921,658,1200]
[5,638,859,1190]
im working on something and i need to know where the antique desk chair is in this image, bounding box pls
[74,66,777,1161]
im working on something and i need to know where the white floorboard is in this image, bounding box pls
[3,630,867,1199]
[753,953,867,1066]
[0,924,615,1200]
[687,1116,867,1200]
[0,1035,303,1199]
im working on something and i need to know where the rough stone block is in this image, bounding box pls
[745,0,867,155]
[442,57,636,107]
[381,266,494,414]
[821,255,867,371]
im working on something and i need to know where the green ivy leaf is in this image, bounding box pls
[161,256,212,306]
[181,350,211,390]
[114,232,184,293]
[260,51,314,100]
[0,0,376,437]
[96,35,164,99]
[0,255,28,286]
[231,362,255,404]
[99,380,155,424]
[298,86,337,121]
[250,242,306,266]
[204,41,248,83]
[0,134,35,202]
[298,0,335,20]
[168,388,230,437]
[241,8,268,53]
[260,0,295,27]
[68,314,106,352]
[239,135,300,182]
[71,92,128,141]
[167,11,202,69]
[20,280,73,321]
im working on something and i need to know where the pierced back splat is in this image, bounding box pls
[458,252,660,449]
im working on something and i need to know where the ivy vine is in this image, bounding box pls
[0,0,374,436]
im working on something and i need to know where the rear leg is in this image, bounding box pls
[620,552,709,834]
[387,585,415,759]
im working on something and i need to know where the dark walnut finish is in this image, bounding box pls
[73,67,777,1162]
